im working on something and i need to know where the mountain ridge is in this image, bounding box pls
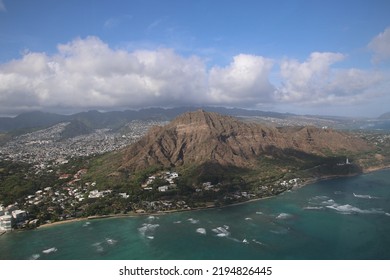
[2,107,390,134]
[379,112,390,119]
[0,107,290,133]
[120,110,372,172]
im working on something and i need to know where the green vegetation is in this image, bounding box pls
[0,145,381,213]
[176,161,247,186]
[80,152,124,186]
[1,129,389,227]
[0,161,57,205]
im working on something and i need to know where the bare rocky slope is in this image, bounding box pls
[120,110,372,172]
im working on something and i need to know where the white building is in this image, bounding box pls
[0,215,13,231]
[12,210,27,223]
[6,204,18,213]
[158,186,169,192]
[88,190,102,198]
[119,193,129,199]
[88,189,112,198]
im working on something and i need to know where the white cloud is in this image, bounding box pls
[0,36,209,113]
[276,52,385,106]
[277,52,344,102]
[327,68,383,97]
[208,54,274,105]
[368,26,390,63]
[0,37,275,113]
[0,36,387,115]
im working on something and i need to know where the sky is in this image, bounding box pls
[0,0,390,117]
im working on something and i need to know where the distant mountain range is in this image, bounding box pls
[1,107,390,134]
[0,107,291,133]
[379,112,390,119]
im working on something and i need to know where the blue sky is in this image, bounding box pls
[0,0,389,117]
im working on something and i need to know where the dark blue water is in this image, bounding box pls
[1,170,389,260]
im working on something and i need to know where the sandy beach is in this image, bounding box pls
[38,213,141,229]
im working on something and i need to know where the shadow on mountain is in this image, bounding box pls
[261,145,363,177]
[60,120,93,139]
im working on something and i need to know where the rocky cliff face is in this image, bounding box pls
[121,110,372,171]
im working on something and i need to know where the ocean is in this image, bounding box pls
[1,169,389,260]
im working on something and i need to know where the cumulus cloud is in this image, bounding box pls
[208,54,274,105]
[277,52,344,102]
[0,37,276,113]
[368,26,390,63]
[0,36,387,115]
[276,52,385,105]
[0,36,209,113]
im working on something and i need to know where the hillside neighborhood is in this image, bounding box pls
[1,111,390,232]
[0,160,304,232]
[0,120,167,167]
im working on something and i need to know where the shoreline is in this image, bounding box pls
[36,165,390,230]
[38,213,144,229]
[37,204,218,229]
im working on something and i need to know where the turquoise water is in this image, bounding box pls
[1,169,390,260]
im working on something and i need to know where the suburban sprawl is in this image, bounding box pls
[0,119,304,232]
[1,111,390,233]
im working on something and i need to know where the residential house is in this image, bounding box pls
[0,215,13,231]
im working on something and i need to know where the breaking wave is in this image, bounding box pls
[353,193,379,199]
[252,239,263,245]
[146,215,159,221]
[211,225,243,243]
[187,218,199,224]
[196,228,206,235]
[138,223,160,239]
[321,199,336,205]
[326,203,384,215]
[82,221,91,227]
[276,213,292,220]
[212,226,230,237]
[92,242,104,253]
[105,238,117,245]
[42,247,57,254]
[29,254,40,260]
[311,195,329,201]
[303,206,324,210]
